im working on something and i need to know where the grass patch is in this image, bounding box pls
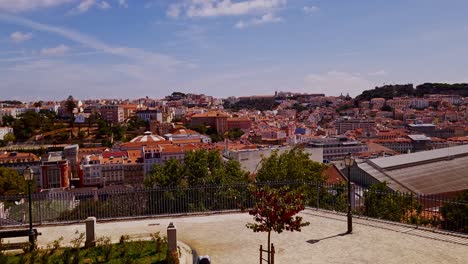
[1,234,172,264]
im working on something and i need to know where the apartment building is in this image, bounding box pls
[335,118,376,135]
[190,111,231,134]
[100,105,124,123]
[41,152,70,189]
[307,137,368,162]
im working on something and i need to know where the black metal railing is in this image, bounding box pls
[0,182,466,234]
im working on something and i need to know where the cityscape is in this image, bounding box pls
[1,1,468,263]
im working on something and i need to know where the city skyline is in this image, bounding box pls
[1,0,468,101]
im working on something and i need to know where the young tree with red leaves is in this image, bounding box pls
[246,185,310,263]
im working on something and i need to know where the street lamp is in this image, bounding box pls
[344,153,355,234]
[23,166,35,250]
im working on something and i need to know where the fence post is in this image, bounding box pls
[259,245,262,264]
[85,216,96,247]
[38,197,42,225]
[271,243,275,264]
[316,184,320,210]
[167,222,177,252]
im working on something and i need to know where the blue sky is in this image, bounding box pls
[1,0,468,101]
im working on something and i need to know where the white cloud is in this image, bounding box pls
[0,0,74,12]
[40,44,70,56]
[0,13,191,69]
[168,0,287,18]
[304,71,376,96]
[235,13,282,29]
[118,0,128,8]
[368,70,387,76]
[303,5,319,15]
[99,1,111,9]
[68,0,111,14]
[10,31,33,43]
[167,4,181,17]
[69,0,95,14]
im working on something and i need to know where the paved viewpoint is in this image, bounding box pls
[17,210,468,264]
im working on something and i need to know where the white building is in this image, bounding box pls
[81,155,103,186]
[136,109,163,122]
[411,98,429,109]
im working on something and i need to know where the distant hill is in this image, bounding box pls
[0,100,23,105]
[355,83,468,101]
[415,83,468,97]
[355,84,414,101]
[224,97,279,111]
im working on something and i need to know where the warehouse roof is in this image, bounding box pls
[357,145,468,195]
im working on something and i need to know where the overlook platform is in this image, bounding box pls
[5,209,467,264]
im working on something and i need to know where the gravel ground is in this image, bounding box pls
[4,210,467,264]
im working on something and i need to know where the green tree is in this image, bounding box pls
[363,182,417,222]
[287,103,308,112]
[96,117,112,139]
[256,148,326,183]
[144,149,249,188]
[3,132,16,143]
[223,159,250,184]
[380,104,393,112]
[64,95,77,130]
[183,149,210,185]
[101,139,113,148]
[440,191,468,233]
[246,185,309,263]
[144,159,186,188]
[112,123,127,141]
[127,116,146,132]
[1,115,15,126]
[226,128,244,140]
[12,111,42,141]
[0,167,27,195]
[188,124,208,135]
[65,96,77,117]
[144,163,166,188]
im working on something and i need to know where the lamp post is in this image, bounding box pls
[344,153,355,234]
[23,166,35,250]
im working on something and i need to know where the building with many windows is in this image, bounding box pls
[335,118,376,135]
[136,108,163,122]
[41,152,70,189]
[190,111,231,134]
[100,105,124,123]
[307,137,368,162]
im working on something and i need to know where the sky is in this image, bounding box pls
[1,0,468,101]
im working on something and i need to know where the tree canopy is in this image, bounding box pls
[224,98,279,111]
[3,133,15,143]
[440,190,468,233]
[255,148,327,183]
[144,149,249,188]
[363,182,418,222]
[355,83,468,102]
[12,111,55,141]
[246,185,309,261]
[355,84,414,101]
[0,167,27,195]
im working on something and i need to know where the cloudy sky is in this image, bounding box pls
[1,0,468,101]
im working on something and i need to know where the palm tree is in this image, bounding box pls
[65,95,77,138]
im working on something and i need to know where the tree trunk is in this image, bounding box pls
[267,231,271,264]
